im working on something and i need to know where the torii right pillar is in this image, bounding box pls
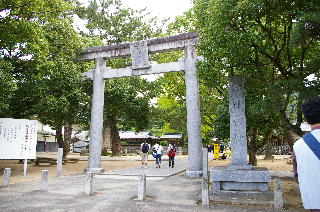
[184,43,203,177]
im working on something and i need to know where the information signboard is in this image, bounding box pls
[0,118,38,159]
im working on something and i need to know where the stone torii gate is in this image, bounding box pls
[78,32,203,177]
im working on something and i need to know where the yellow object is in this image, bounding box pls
[213,144,219,159]
[225,148,231,159]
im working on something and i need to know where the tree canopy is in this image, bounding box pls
[195,0,320,164]
[77,0,166,155]
[0,0,91,156]
[2,0,319,162]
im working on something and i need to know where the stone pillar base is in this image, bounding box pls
[210,166,270,192]
[84,168,104,174]
[209,190,273,205]
[227,164,252,170]
[185,170,202,177]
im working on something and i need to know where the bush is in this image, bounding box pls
[80,150,89,156]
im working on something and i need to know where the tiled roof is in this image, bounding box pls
[160,133,183,139]
[119,131,157,139]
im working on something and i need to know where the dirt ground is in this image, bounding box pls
[1,155,294,184]
[1,155,305,211]
[0,159,140,184]
[208,157,293,171]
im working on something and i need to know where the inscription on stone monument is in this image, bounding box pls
[130,40,150,70]
[228,76,251,170]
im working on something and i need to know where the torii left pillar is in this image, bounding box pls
[87,58,105,173]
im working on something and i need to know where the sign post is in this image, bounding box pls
[24,158,28,176]
[0,118,38,176]
[213,144,219,160]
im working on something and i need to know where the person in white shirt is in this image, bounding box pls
[293,96,320,211]
[153,143,163,168]
[140,141,150,168]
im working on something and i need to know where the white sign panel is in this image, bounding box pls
[0,118,38,159]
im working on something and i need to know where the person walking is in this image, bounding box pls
[153,143,163,168]
[140,141,150,168]
[293,96,320,211]
[167,142,176,168]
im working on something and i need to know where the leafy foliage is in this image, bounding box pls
[76,0,167,156]
[77,0,164,43]
[148,8,221,144]
[78,0,163,132]
[104,77,152,131]
[0,0,90,156]
[195,0,320,163]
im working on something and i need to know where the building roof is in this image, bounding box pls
[119,131,157,139]
[160,133,183,139]
[38,130,56,136]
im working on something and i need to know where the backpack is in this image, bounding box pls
[167,147,176,157]
[141,143,149,153]
[152,150,158,158]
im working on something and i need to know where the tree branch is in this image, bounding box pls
[255,18,278,52]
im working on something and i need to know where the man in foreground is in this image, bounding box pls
[293,96,320,211]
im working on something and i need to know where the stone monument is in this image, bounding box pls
[56,148,63,176]
[2,168,11,187]
[85,172,94,196]
[210,76,270,193]
[39,170,48,191]
[202,148,209,205]
[273,177,283,209]
[138,175,146,201]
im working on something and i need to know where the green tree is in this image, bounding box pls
[0,61,16,115]
[149,85,187,138]
[149,8,219,145]
[195,0,320,164]
[77,0,164,43]
[78,0,164,156]
[0,0,89,157]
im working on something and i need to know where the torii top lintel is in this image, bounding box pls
[77,31,199,61]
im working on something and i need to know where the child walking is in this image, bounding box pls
[167,142,176,168]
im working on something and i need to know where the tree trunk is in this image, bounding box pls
[105,116,121,156]
[284,131,297,153]
[248,128,258,166]
[248,148,257,166]
[56,126,69,158]
[63,124,72,156]
[102,124,112,155]
[264,142,274,160]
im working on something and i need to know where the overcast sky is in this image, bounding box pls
[74,0,194,38]
[78,0,193,20]
[121,0,193,20]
